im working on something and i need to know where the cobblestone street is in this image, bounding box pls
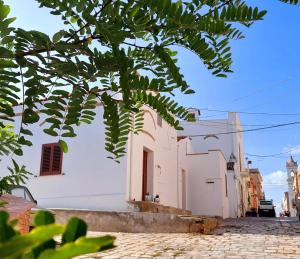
[79,217,300,259]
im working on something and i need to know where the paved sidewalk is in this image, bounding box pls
[78,217,300,258]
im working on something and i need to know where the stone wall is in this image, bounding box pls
[52,209,219,234]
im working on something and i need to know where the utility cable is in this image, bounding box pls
[187,121,300,138]
[200,108,300,116]
[245,146,300,158]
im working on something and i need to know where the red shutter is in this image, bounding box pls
[40,143,63,176]
[52,145,62,175]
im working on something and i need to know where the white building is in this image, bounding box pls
[0,104,188,211]
[178,109,246,218]
[0,105,250,219]
[286,156,298,217]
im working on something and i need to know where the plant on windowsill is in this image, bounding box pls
[0,210,116,258]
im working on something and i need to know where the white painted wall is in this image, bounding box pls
[129,107,181,208]
[179,112,245,218]
[184,150,229,218]
[0,105,128,211]
[0,104,183,211]
[177,137,191,210]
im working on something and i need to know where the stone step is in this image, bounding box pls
[49,209,220,234]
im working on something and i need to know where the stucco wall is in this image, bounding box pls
[0,105,128,211]
[179,112,245,218]
[0,105,183,211]
[129,107,181,208]
[184,150,229,218]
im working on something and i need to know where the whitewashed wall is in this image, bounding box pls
[0,105,128,210]
[177,137,192,210]
[185,150,229,218]
[129,107,182,208]
[0,104,184,211]
[179,112,245,218]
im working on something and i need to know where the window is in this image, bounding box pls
[157,114,162,127]
[40,143,63,176]
[227,162,234,170]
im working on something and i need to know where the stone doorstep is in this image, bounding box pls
[49,209,220,234]
[128,201,192,216]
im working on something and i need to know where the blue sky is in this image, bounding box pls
[6,1,300,212]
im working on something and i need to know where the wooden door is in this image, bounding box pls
[142,150,148,201]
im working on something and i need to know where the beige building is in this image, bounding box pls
[248,169,264,212]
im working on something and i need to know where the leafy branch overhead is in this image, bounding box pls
[0,0,293,159]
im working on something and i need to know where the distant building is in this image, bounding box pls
[286,156,298,217]
[179,110,250,218]
[281,191,290,216]
[248,168,264,212]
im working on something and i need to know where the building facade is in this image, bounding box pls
[0,105,254,219]
[0,104,189,212]
[248,168,264,213]
[178,109,249,218]
[286,156,298,217]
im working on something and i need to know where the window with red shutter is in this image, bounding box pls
[40,143,63,176]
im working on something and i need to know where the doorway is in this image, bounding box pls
[142,149,154,201]
[142,150,148,201]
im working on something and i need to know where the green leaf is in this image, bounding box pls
[62,217,87,244]
[39,236,115,259]
[34,211,55,226]
[58,139,68,153]
[0,224,64,257]
[0,211,16,243]
[0,47,13,58]
[0,4,10,21]
[52,30,66,43]
[43,128,58,137]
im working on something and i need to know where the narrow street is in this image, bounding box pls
[80,217,300,259]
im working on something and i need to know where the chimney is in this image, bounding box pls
[187,108,200,121]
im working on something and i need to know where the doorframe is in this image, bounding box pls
[142,150,148,201]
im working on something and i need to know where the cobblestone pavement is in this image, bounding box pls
[78,217,300,259]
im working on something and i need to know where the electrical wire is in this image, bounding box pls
[198,120,279,127]
[187,121,300,137]
[200,108,300,116]
[245,146,300,158]
[206,74,300,109]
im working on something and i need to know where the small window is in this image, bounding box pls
[40,143,63,176]
[157,114,162,127]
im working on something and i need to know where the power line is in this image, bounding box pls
[206,74,300,109]
[245,146,300,158]
[188,121,300,137]
[200,108,300,116]
[198,120,281,127]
